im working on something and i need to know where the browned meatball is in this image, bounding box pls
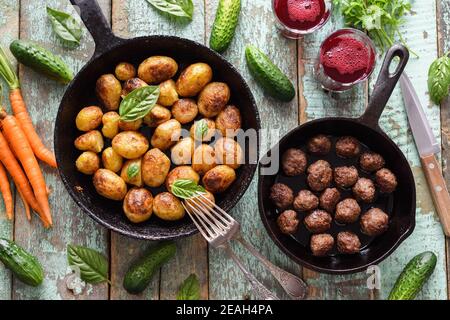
[336,136,361,158]
[361,208,389,236]
[319,188,340,212]
[353,178,376,203]
[277,210,300,235]
[307,160,333,192]
[375,168,398,193]
[359,152,385,172]
[335,198,361,224]
[281,148,307,176]
[270,183,294,209]
[310,234,335,257]
[304,210,332,233]
[334,166,359,188]
[337,232,361,254]
[307,134,332,155]
[293,190,319,212]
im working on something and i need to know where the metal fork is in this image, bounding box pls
[182,192,308,300]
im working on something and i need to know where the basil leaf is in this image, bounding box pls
[171,179,206,200]
[146,0,194,20]
[119,86,160,122]
[195,119,209,140]
[177,274,200,300]
[428,55,450,105]
[127,163,140,179]
[67,244,108,284]
[46,7,82,47]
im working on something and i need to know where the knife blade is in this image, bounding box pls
[399,73,440,156]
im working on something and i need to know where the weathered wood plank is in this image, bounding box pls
[206,0,301,300]
[111,0,208,300]
[299,11,371,300]
[374,0,447,300]
[435,0,450,300]
[0,0,19,301]
[12,0,110,300]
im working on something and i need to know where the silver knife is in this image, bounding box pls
[400,72,450,237]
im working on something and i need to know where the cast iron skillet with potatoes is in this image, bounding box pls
[55,0,260,240]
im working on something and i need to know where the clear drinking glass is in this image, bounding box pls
[272,0,333,39]
[314,28,377,92]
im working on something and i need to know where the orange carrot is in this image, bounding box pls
[0,112,51,227]
[9,89,57,168]
[0,162,13,219]
[0,130,45,223]
[17,187,31,221]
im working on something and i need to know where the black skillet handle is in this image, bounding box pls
[358,44,410,129]
[70,0,123,58]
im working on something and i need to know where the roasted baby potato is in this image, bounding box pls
[76,151,100,175]
[143,105,171,127]
[142,148,171,187]
[74,130,104,153]
[138,56,178,84]
[157,79,179,107]
[96,74,122,110]
[102,147,123,173]
[112,131,149,159]
[151,119,181,150]
[121,77,148,97]
[165,166,200,192]
[115,62,136,81]
[185,190,215,213]
[121,158,143,187]
[171,137,194,165]
[202,165,236,193]
[171,99,198,124]
[153,192,185,221]
[176,63,213,97]
[214,137,243,169]
[119,118,143,131]
[123,188,153,223]
[192,144,217,176]
[102,111,120,139]
[198,82,230,118]
[215,105,242,137]
[76,106,103,132]
[190,118,216,142]
[93,169,127,201]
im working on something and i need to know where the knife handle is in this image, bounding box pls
[420,155,450,237]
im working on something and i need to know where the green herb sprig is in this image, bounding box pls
[119,85,160,122]
[146,0,194,20]
[171,179,206,200]
[67,244,109,284]
[428,53,450,105]
[333,0,417,57]
[177,274,201,300]
[195,119,209,140]
[47,7,83,47]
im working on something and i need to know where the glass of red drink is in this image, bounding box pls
[272,0,332,39]
[315,28,377,92]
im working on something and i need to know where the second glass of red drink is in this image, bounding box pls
[273,0,332,39]
[314,29,377,92]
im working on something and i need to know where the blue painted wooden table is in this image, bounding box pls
[0,0,449,300]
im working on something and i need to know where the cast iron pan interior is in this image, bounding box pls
[55,0,260,240]
[258,45,416,274]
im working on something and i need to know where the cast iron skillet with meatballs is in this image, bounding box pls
[259,45,416,274]
[55,0,260,240]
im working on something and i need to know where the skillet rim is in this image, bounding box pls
[257,117,416,274]
[55,35,261,240]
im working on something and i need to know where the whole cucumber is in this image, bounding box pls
[123,242,176,294]
[0,238,44,287]
[209,0,241,53]
[388,251,437,300]
[10,40,73,84]
[245,45,296,102]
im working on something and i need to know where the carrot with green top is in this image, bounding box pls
[0,46,57,168]
[0,162,13,220]
[0,110,51,227]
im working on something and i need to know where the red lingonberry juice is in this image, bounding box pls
[273,0,331,38]
[316,29,376,91]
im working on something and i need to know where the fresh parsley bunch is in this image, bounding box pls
[333,0,416,56]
